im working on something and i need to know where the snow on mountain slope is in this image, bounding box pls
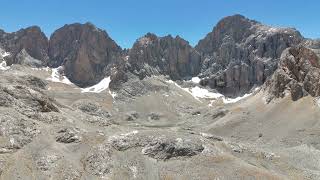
[0,61,10,71]
[46,67,73,85]
[0,49,11,71]
[167,79,257,104]
[81,77,111,93]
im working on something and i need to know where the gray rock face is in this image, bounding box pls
[0,23,123,87]
[196,14,303,97]
[128,33,201,80]
[0,15,308,99]
[0,26,49,65]
[48,23,122,87]
[110,33,201,89]
[265,46,320,101]
[15,49,43,67]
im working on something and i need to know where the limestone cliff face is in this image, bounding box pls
[0,26,49,66]
[265,46,320,101]
[196,14,303,97]
[127,33,201,80]
[109,33,202,90]
[48,23,122,87]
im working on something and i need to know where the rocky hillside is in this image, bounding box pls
[1,59,320,179]
[1,14,320,179]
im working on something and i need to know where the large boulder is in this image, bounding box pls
[48,22,122,87]
[196,14,303,97]
[0,26,49,65]
[265,46,320,101]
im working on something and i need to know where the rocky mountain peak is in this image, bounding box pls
[126,33,201,80]
[196,15,304,97]
[0,15,311,98]
[48,22,122,87]
[17,25,43,34]
[196,14,258,55]
[0,26,49,66]
[136,33,158,47]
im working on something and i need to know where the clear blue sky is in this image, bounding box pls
[1,0,319,48]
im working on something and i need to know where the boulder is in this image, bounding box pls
[56,128,81,143]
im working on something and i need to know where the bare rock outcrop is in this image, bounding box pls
[141,137,204,160]
[265,46,320,101]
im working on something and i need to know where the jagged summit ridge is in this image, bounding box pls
[0,14,314,97]
[48,22,122,87]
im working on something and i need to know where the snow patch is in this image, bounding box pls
[31,67,50,71]
[46,67,73,85]
[167,80,258,104]
[2,52,10,58]
[189,86,224,99]
[81,77,111,93]
[191,77,201,84]
[166,80,201,102]
[0,61,10,71]
[166,80,222,102]
[109,90,117,98]
[222,93,252,104]
[0,50,11,71]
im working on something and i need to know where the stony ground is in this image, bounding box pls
[0,65,320,180]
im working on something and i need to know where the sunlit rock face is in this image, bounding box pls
[196,14,303,97]
[48,22,122,87]
[0,26,49,66]
[127,33,201,80]
[265,46,320,101]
